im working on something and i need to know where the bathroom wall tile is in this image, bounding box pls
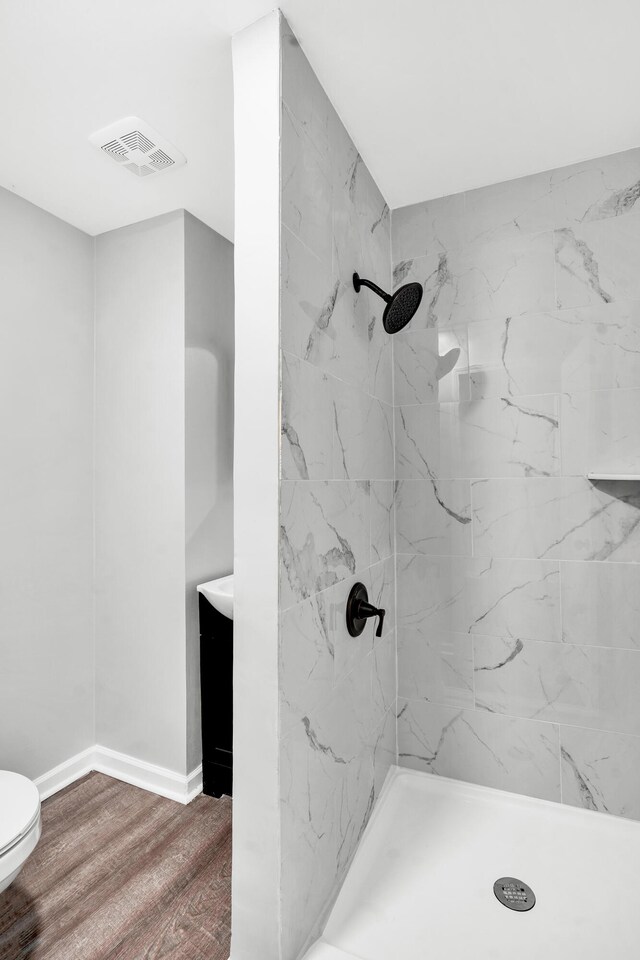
[329,651,381,750]
[451,230,556,324]
[392,148,640,825]
[474,636,640,736]
[278,23,395,951]
[561,561,640,649]
[395,231,556,329]
[555,209,640,309]
[396,395,559,480]
[393,325,469,405]
[550,147,640,226]
[306,278,373,391]
[463,170,554,246]
[280,480,370,608]
[371,707,397,797]
[332,382,394,480]
[335,743,376,876]
[391,192,467,261]
[393,328,440,405]
[281,351,333,479]
[322,573,368,690]
[471,477,640,561]
[354,173,391,287]
[280,524,395,704]
[369,555,396,640]
[280,589,335,735]
[331,379,367,479]
[561,388,640,477]
[395,479,472,557]
[394,403,441,479]
[397,629,474,708]
[368,316,393,405]
[280,225,339,365]
[331,123,390,291]
[281,24,330,165]
[324,557,394,690]
[396,698,560,801]
[364,399,394,480]
[391,253,450,330]
[280,721,341,960]
[370,480,394,564]
[443,395,559,479]
[468,302,640,399]
[561,726,640,820]
[396,554,561,643]
[371,629,396,720]
[281,102,333,266]
[392,148,640,267]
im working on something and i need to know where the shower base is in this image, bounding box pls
[303,766,640,960]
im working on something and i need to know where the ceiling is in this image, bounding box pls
[2,0,640,240]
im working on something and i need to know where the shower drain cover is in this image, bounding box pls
[493,877,536,912]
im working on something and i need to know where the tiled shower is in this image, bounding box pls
[275,15,640,958]
[393,156,640,813]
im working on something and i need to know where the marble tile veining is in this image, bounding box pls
[561,387,640,478]
[280,480,370,608]
[560,726,640,819]
[396,478,472,557]
[396,395,560,480]
[281,351,333,480]
[468,301,640,399]
[474,636,640,735]
[471,477,640,561]
[394,231,556,329]
[393,148,640,825]
[397,629,474,708]
[370,480,394,564]
[397,698,560,801]
[281,101,333,267]
[278,18,395,952]
[561,561,640,649]
[396,554,561,643]
[555,210,640,309]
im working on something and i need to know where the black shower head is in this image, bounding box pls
[353,272,422,334]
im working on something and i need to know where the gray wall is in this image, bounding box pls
[0,186,94,779]
[278,20,396,958]
[392,148,640,819]
[185,211,234,770]
[95,212,188,774]
[95,210,233,776]
[0,194,233,784]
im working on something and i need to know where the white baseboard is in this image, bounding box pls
[34,747,95,801]
[34,746,203,806]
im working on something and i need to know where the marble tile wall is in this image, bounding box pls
[278,21,395,960]
[392,148,640,820]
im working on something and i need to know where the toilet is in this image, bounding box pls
[0,771,41,893]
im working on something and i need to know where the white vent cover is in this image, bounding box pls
[89,117,186,179]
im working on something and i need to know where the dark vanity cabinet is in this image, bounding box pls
[199,594,233,797]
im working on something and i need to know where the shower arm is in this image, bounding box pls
[353,274,392,304]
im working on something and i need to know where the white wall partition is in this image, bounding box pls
[231,11,282,960]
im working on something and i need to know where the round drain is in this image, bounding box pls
[493,877,536,912]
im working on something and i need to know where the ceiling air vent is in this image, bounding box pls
[89,117,186,179]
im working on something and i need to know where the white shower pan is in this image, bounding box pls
[304,767,640,960]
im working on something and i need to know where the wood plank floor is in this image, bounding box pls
[0,772,232,960]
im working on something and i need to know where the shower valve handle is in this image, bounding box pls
[357,599,386,638]
[346,582,386,638]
